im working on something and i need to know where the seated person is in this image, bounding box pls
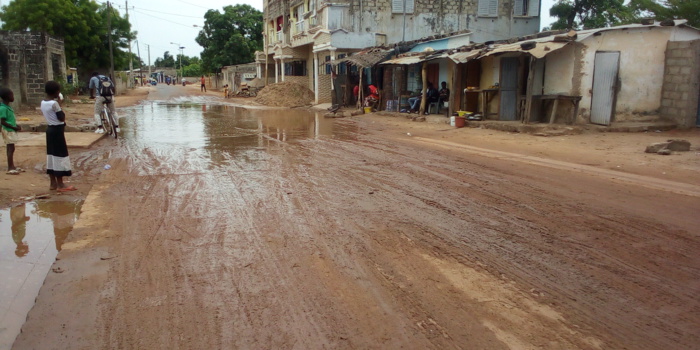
[364,84,379,107]
[407,89,422,113]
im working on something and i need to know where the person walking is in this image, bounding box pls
[200,76,207,92]
[0,87,22,175]
[42,81,76,192]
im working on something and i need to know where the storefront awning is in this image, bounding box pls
[380,52,447,65]
[481,41,570,59]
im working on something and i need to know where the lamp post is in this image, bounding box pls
[170,42,185,81]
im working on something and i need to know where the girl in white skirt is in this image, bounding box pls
[41,81,76,192]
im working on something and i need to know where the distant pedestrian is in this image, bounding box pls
[41,81,76,192]
[0,87,22,175]
[200,76,206,92]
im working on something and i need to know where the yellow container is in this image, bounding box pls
[363,107,372,114]
[457,111,472,117]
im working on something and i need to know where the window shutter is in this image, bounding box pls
[489,0,498,16]
[406,0,415,13]
[528,0,540,17]
[478,0,489,16]
[392,0,403,14]
[514,0,524,16]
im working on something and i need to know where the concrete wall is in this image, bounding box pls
[0,31,66,106]
[577,28,671,121]
[539,26,700,124]
[660,39,700,128]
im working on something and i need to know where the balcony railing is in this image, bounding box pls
[309,16,318,28]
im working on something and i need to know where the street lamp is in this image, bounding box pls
[170,42,185,81]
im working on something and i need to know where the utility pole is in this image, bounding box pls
[135,40,143,86]
[126,0,133,88]
[147,44,151,82]
[107,1,115,80]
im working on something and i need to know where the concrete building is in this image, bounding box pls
[0,31,67,106]
[259,0,542,104]
[446,20,700,127]
[222,63,259,93]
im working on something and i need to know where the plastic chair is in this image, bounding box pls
[428,102,439,114]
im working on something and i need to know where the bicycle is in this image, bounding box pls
[99,97,118,139]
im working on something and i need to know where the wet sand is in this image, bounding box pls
[8,85,700,349]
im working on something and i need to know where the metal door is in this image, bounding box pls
[499,57,519,121]
[591,51,620,125]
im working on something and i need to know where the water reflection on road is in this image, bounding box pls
[123,102,335,148]
[0,199,82,349]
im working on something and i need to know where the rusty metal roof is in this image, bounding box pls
[332,48,394,68]
[480,41,570,59]
[380,52,448,65]
[448,50,481,64]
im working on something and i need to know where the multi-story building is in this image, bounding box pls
[258,0,542,104]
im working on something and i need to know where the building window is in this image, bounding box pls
[392,0,415,14]
[325,56,332,75]
[337,54,347,75]
[478,0,498,17]
[285,60,307,76]
[514,0,539,16]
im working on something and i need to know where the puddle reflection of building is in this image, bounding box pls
[10,204,30,257]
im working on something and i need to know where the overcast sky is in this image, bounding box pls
[124,0,558,62]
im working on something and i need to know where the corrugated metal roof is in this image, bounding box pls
[449,50,481,64]
[380,53,447,65]
[331,49,394,68]
[481,41,569,59]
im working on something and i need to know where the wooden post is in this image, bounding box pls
[358,67,363,109]
[449,62,458,116]
[523,57,536,123]
[419,62,427,114]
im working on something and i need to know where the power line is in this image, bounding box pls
[175,0,212,10]
[131,8,199,29]
[132,6,203,19]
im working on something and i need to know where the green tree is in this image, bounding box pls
[0,0,135,74]
[182,63,202,77]
[630,0,700,28]
[195,4,263,73]
[116,52,145,71]
[549,0,635,30]
[154,51,176,67]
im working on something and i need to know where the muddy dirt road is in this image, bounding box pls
[13,85,700,349]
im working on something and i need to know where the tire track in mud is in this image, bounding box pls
[61,116,700,350]
[286,129,700,349]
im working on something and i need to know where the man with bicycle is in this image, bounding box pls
[89,72,119,134]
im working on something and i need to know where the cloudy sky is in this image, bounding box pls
[124,0,558,61]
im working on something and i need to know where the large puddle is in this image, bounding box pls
[1,96,355,349]
[0,199,82,349]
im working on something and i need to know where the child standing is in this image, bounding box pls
[0,87,22,175]
[41,81,75,192]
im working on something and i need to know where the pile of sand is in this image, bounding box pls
[254,82,314,108]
